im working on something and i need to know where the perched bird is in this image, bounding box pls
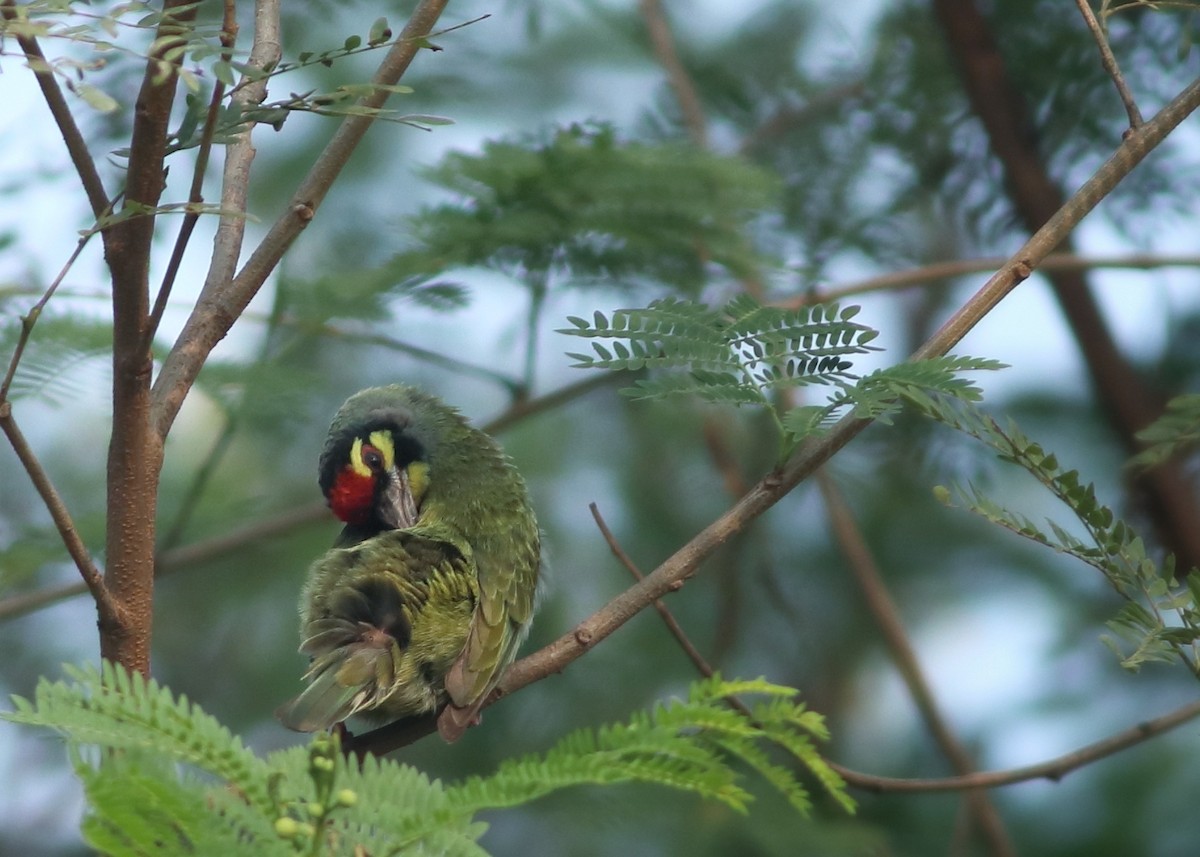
[276,385,540,742]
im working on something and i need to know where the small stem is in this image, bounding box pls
[1073,0,1143,128]
[0,216,107,402]
[0,402,121,626]
[819,474,1017,857]
[143,0,239,350]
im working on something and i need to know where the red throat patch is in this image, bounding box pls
[328,468,375,524]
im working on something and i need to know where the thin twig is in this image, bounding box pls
[1073,0,1143,128]
[151,0,452,442]
[785,252,1200,308]
[818,474,1016,857]
[0,402,122,625]
[0,226,102,402]
[143,0,239,349]
[637,0,707,147]
[0,501,331,623]
[833,697,1200,793]
[0,1,110,219]
[589,502,738,697]
[738,81,866,156]
[315,324,523,394]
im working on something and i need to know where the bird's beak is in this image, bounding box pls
[379,465,420,529]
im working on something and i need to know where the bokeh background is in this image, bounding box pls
[3,0,1200,854]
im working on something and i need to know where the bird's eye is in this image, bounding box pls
[360,443,386,474]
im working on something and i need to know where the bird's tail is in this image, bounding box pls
[276,622,401,733]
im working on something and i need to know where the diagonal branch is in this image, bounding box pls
[1073,0,1142,127]
[818,474,1015,857]
[638,0,708,146]
[343,73,1200,756]
[0,402,121,627]
[150,0,451,442]
[932,0,1200,574]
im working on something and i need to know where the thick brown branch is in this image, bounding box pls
[932,0,1200,573]
[833,697,1200,793]
[99,0,199,674]
[150,0,451,442]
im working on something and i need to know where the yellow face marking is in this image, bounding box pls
[348,438,371,478]
[348,430,398,478]
[368,430,396,469]
[406,461,430,506]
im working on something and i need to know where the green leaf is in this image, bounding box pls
[75,83,119,113]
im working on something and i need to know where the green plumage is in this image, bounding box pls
[276,385,540,741]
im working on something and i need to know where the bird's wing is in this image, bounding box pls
[441,530,540,741]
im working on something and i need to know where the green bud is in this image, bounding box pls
[336,788,358,807]
[312,756,335,772]
[296,822,316,839]
[308,802,325,818]
[274,817,299,839]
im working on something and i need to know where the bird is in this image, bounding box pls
[276,385,540,742]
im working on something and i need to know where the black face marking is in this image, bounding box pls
[318,406,427,499]
[331,578,412,650]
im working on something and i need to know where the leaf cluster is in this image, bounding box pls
[400,123,777,294]
[903,391,1200,673]
[3,663,851,856]
[560,294,1004,459]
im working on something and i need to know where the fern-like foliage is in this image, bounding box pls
[446,675,853,817]
[4,664,850,856]
[395,123,776,294]
[559,294,1004,460]
[897,391,1200,674]
[1130,392,1200,469]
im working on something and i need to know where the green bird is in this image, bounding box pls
[276,385,540,742]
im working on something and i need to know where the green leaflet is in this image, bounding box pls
[4,664,851,856]
[559,293,1004,460]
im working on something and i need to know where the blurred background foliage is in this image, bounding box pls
[2,0,1200,854]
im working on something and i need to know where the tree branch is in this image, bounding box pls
[932,0,1200,574]
[99,0,200,674]
[0,0,110,219]
[785,252,1200,307]
[589,503,723,683]
[150,0,451,442]
[0,402,121,626]
[637,0,707,147]
[343,73,1200,756]
[144,0,240,349]
[1073,0,1142,127]
[818,474,1016,857]
[832,697,1200,793]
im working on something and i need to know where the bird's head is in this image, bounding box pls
[318,388,436,535]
